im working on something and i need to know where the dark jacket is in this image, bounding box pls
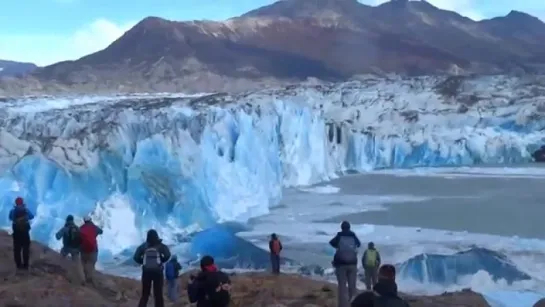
[329,230,361,266]
[187,268,231,307]
[269,239,283,255]
[9,206,34,233]
[351,280,409,307]
[133,230,171,268]
[55,220,80,249]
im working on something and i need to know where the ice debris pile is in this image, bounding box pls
[1,75,545,255]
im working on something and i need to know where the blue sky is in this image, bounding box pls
[1,0,544,66]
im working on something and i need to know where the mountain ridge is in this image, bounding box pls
[0,59,38,78]
[1,0,545,96]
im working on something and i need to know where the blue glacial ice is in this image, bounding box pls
[397,247,531,285]
[188,224,293,269]
[1,75,545,260]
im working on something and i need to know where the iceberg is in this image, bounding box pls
[1,75,545,257]
[397,247,531,285]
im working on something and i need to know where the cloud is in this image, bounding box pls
[0,19,135,66]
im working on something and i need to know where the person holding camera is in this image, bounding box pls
[187,255,232,307]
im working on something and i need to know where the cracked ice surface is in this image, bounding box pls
[1,75,545,257]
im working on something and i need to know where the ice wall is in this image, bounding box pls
[1,75,545,256]
[0,96,335,254]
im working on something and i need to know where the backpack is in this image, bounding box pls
[142,246,162,271]
[364,249,378,268]
[271,240,281,255]
[80,224,98,253]
[64,225,81,248]
[13,209,30,232]
[336,235,358,264]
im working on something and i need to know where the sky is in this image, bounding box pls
[1,0,544,67]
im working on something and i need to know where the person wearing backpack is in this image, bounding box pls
[55,214,85,285]
[8,197,35,271]
[164,255,182,302]
[362,242,381,290]
[329,221,361,307]
[350,264,410,307]
[79,216,103,285]
[187,255,232,307]
[268,233,283,275]
[133,229,171,307]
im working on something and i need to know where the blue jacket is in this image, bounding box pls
[9,207,35,222]
[9,207,35,233]
[165,259,182,280]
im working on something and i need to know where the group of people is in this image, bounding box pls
[9,196,103,286]
[329,221,409,307]
[270,221,409,307]
[8,197,231,307]
[9,197,406,307]
[54,214,103,285]
[132,229,231,307]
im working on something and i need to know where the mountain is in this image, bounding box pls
[0,59,37,77]
[2,0,545,95]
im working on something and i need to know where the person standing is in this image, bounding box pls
[133,229,171,307]
[164,255,182,302]
[8,197,35,271]
[55,215,85,285]
[362,242,381,290]
[269,233,283,275]
[329,221,361,307]
[79,216,103,285]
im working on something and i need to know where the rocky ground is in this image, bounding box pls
[0,230,518,306]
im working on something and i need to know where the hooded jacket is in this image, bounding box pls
[133,229,171,267]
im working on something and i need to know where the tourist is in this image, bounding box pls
[79,216,103,285]
[269,233,283,274]
[55,214,85,284]
[329,221,361,307]
[133,229,171,307]
[362,242,381,290]
[9,197,34,271]
[187,255,231,307]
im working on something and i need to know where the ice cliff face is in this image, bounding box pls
[1,75,545,257]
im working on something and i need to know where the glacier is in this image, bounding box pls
[1,74,545,258]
